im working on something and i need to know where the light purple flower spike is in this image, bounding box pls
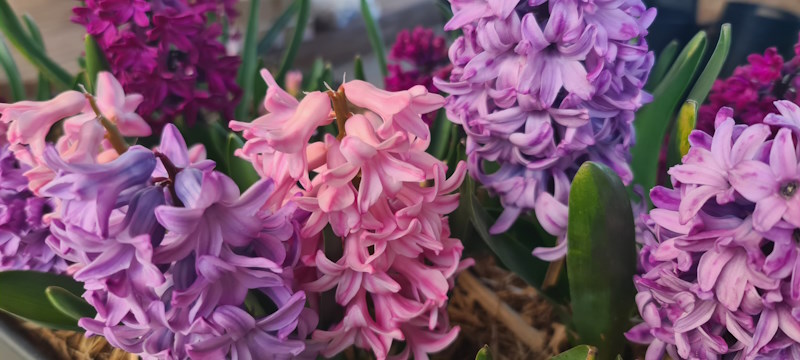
[41,124,316,359]
[436,0,655,259]
[629,104,800,359]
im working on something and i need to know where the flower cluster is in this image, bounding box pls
[385,26,452,93]
[0,145,64,273]
[232,70,470,359]
[628,103,800,359]
[385,27,453,125]
[72,0,241,129]
[435,0,655,259]
[0,72,315,359]
[698,35,800,134]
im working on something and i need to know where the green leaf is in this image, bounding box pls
[45,286,96,321]
[687,24,732,105]
[360,0,387,77]
[22,14,51,100]
[276,0,311,85]
[83,35,110,94]
[0,38,24,101]
[427,109,453,160]
[0,0,73,88]
[235,0,262,122]
[304,58,325,92]
[256,0,299,55]
[354,55,366,81]
[0,271,85,330]
[226,132,260,190]
[551,345,598,360]
[666,100,697,169]
[465,177,550,291]
[475,345,493,360]
[644,40,679,92]
[631,31,707,205]
[567,162,637,360]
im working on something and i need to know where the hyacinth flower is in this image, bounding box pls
[72,0,241,129]
[385,27,453,124]
[232,69,470,359]
[698,34,800,134]
[434,0,655,260]
[0,145,65,273]
[0,72,316,359]
[628,103,800,359]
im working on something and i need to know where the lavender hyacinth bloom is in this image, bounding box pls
[0,145,65,272]
[43,124,316,359]
[628,104,800,359]
[435,0,655,259]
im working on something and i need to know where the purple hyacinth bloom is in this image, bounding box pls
[436,0,655,259]
[629,104,800,359]
[42,124,316,359]
[72,0,241,130]
[0,145,65,272]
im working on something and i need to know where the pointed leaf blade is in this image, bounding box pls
[360,0,387,76]
[83,34,110,93]
[475,345,493,360]
[551,345,598,360]
[687,24,732,105]
[235,0,262,121]
[567,162,636,360]
[0,271,85,330]
[276,0,311,85]
[45,286,96,321]
[0,0,72,88]
[0,37,24,101]
[644,40,679,92]
[631,31,707,205]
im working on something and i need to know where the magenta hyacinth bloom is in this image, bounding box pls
[435,0,655,259]
[628,104,800,359]
[233,70,470,360]
[698,35,800,134]
[385,27,453,125]
[72,0,241,129]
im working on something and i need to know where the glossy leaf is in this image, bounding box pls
[354,55,366,81]
[0,271,85,330]
[235,0,262,121]
[475,345,493,360]
[45,286,96,321]
[256,0,299,55]
[0,0,72,88]
[567,162,636,360]
[551,345,598,360]
[687,24,731,105]
[276,0,310,85]
[22,14,51,100]
[226,132,260,190]
[0,37,24,101]
[360,0,387,76]
[427,109,452,160]
[631,31,707,205]
[83,35,110,94]
[667,100,697,169]
[644,40,679,92]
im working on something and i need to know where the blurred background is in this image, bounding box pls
[2,0,800,98]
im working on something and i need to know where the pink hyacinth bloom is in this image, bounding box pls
[93,71,151,137]
[230,70,333,195]
[232,69,468,359]
[341,80,444,140]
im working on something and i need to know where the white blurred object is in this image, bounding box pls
[311,0,381,29]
